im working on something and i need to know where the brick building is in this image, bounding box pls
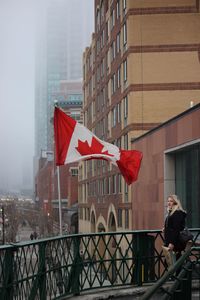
[35,81,83,235]
[35,152,54,214]
[80,0,200,233]
[131,103,200,230]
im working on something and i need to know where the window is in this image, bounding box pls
[116,32,120,53]
[103,177,106,194]
[100,1,104,24]
[83,161,86,179]
[84,183,87,200]
[79,207,83,220]
[123,59,127,82]
[97,180,100,195]
[124,181,128,202]
[92,182,95,196]
[97,39,100,55]
[118,174,122,193]
[111,41,116,60]
[112,175,117,194]
[111,9,115,29]
[101,59,104,77]
[124,96,128,117]
[89,78,92,95]
[111,73,116,94]
[107,177,111,194]
[118,209,122,227]
[97,160,101,176]
[125,209,129,228]
[89,52,92,68]
[96,65,100,83]
[105,22,108,43]
[101,30,104,48]
[85,207,90,221]
[117,102,121,123]
[117,137,121,148]
[71,168,78,176]
[100,179,103,195]
[175,144,200,227]
[123,0,127,13]
[96,9,100,32]
[112,106,117,127]
[123,22,127,46]
[110,43,113,61]
[106,51,109,74]
[116,0,120,19]
[92,75,95,91]
[124,133,128,150]
[113,40,116,59]
[124,96,128,126]
[117,67,121,88]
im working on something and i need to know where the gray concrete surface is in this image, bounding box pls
[62,286,148,300]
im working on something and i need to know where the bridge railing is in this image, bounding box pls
[0,229,199,300]
[141,246,200,299]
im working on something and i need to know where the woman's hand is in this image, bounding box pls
[168,243,174,251]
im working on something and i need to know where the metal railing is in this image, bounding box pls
[0,229,199,299]
[141,246,200,299]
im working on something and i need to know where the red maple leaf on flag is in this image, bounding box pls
[76,137,114,157]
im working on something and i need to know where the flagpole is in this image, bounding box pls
[57,166,63,235]
[54,100,62,235]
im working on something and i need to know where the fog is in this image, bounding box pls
[0,0,36,194]
[0,0,94,195]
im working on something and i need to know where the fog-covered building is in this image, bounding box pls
[34,0,94,162]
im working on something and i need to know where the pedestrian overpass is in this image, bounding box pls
[0,229,199,299]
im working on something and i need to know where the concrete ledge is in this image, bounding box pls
[63,285,150,300]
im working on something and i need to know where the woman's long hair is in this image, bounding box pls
[167,194,186,215]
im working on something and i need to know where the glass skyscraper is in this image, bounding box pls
[34,0,94,169]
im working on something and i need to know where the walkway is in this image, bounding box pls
[65,286,148,300]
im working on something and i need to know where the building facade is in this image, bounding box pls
[34,0,94,234]
[131,103,200,230]
[34,0,94,163]
[35,84,83,235]
[80,0,200,233]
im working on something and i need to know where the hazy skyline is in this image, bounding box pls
[0,0,36,193]
[0,0,94,193]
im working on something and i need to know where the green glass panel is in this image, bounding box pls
[175,144,200,227]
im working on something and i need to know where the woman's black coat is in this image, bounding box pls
[164,209,186,252]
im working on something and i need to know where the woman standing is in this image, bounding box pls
[164,194,187,260]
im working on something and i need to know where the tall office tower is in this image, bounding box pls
[34,0,94,167]
[80,0,200,233]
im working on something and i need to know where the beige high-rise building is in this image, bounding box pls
[80,0,200,233]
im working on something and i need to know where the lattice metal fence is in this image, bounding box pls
[0,229,199,300]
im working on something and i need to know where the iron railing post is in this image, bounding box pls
[133,232,148,286]
[181,265,192,300]
[0,247,15,300]
[67,235,82,295]
[38,242,47,300]
[132,232,142,286]
[29,242,47,300]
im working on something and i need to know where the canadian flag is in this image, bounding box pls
[54,107,142,185]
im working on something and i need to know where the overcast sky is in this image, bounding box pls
[0,0,94,194]
[0,0,37,193]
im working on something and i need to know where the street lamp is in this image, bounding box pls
[0,206,5,244]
